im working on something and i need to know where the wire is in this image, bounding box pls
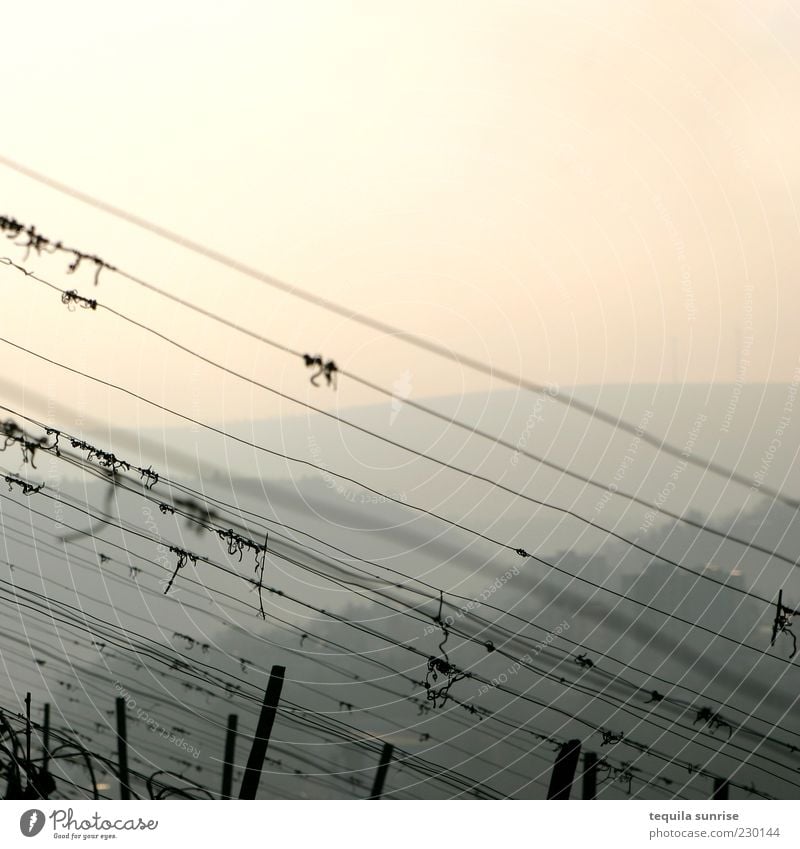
[3,259,796,605]
[0,159,795,507]
[11,255,795,572]
[0,516,782,799]
[5,439,799,780]
[0,328,788,632]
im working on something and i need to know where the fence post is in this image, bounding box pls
[238,665,285,799]
[712,778,729,800]
[369,743,394,799]
[115,696,130,800]
[582,751,597,799]
[547,739,582,799]
[221,714,238,799]
[42,704,50,778]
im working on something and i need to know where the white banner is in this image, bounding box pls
[0,800,796,849]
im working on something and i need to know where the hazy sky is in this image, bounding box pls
[2,1,800,425]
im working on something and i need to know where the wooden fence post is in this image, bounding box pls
[547,739,581,799]
[238,665,285,800]
[369,743,394,799]
[582,751,597,799]
[115,696,130,800]
[221,714,238,799]
[42,703,50,778]
[712,778,729,800]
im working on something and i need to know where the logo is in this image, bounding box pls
[20,810,45,837]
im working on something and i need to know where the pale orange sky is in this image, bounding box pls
[1,1,800,426]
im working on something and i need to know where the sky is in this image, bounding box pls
[1,1,800,426]
[3,3,800,802]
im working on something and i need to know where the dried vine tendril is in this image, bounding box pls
[694,707,732,739]
[302,353,338,388]
[0,215,116,284]
[1,419,58,467]
[424,657,467,709]
[4,475,44,495]
[61,289,97,311]
[771,590,797,659]
[164,547,198,595]
[600,730,624,747]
